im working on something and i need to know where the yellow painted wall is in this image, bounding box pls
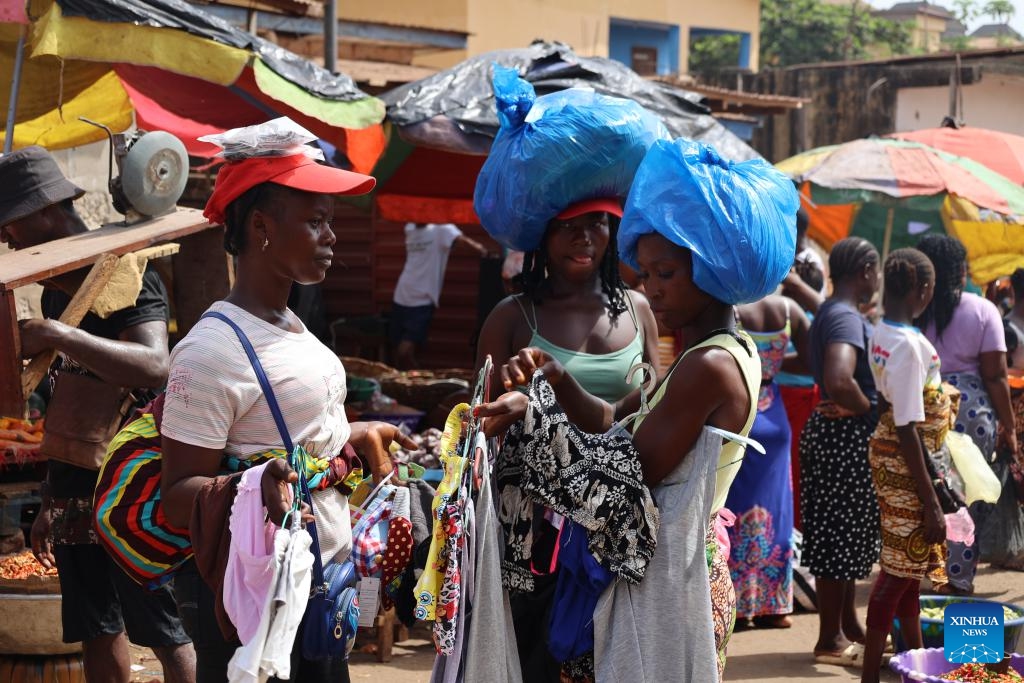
[465,0,760,72]
[339,0,468,32]
[341,0,760,73]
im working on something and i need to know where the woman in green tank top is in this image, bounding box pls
[474,198,660,682]
[475,200,661,403]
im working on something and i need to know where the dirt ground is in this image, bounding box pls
[126,563,1024,682]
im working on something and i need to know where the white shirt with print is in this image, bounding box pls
[869,320,942,427]
[161,300,353,564]
[393,223,462,307]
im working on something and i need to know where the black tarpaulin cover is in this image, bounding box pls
[382,41,759,162]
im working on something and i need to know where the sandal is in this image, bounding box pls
[753,614,793,629]
[813,642,865,668]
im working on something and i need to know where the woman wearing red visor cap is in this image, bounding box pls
[159,126,416,683]
[472,69,664,683]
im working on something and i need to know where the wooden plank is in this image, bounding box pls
[0,208,211,291]
[0,291,22,417]
[20,253,121,397]
[171,229,234,335]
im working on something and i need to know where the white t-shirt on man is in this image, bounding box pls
[869,320,942,427]
[393,223,462,307]
[161,300,353,564]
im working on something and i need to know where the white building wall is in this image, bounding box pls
[894,74,1024,136]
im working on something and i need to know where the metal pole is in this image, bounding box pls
[4,24,28,154]
[324,0,337,73]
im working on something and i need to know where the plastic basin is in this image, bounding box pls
[892,595,1024,653]
[345,376,380,404]
[891,647,1024,682]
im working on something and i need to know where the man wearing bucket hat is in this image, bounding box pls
[0,146,196,683]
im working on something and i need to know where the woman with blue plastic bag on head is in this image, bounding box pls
[477,138,799,682]
[157,119,417,683]
[473,66,663,682]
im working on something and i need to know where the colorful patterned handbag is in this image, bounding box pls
[93,392,190,589]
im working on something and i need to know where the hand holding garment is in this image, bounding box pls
[224,462,280,644]
[497,371,659,592]
[617,138,799,305]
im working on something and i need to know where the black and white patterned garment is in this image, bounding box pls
[799,411,881,580]
[497,371,660,593]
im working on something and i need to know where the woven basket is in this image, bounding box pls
[339,357,398,380]
[379,370,472,412]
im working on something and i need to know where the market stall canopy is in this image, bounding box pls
[0,0,386,172]
[889,126,1024,186]
[374,40,758,224]
[778,137,1024,284]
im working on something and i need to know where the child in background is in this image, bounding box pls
[861,248,952,683]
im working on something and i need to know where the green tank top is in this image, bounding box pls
[514,295,645,403]
[634,330,761,511]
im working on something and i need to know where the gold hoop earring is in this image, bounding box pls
[262,237,269,252]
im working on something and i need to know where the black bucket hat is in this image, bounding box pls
[0,146,85,228]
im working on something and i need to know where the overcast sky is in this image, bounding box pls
[875,0,1024,37]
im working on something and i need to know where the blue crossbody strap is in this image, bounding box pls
[200,311,327,585]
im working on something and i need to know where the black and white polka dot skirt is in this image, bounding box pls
[799,411,881,580]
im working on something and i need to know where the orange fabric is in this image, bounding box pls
[376,194,480,225]
[800,184,858,248]
[340,125,387,178]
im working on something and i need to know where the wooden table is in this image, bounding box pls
[0,208,232,417]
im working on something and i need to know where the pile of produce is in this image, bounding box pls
[922,605,1022,622]
[0,551,56,581]
[940,663,1024,681]
[0,418,44,465]
[390,428,443,469]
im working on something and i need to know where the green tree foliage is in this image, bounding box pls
[983,0,1015,24]
[689,34,742,77]
[760,0,913,67]
[952,0,979,24]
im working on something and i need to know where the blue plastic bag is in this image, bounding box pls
[473,65,668,252]
[618,138,799,305]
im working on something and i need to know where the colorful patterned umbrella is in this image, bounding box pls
[890,126,1024,186]
[777,138,1024,284]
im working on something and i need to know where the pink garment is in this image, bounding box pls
[715,508,736,559]
[223,462,286,644]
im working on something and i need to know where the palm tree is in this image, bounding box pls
[984,0,1015,25]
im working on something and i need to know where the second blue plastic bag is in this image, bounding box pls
[473,65,668,252]
[618,138,799,305]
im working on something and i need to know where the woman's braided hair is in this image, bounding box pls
[884,248,934,299]
[520,213,628,319]
[222,182,283,256]
[1010,267,1024,301]
[914,234,967,337]
[828,236,879,285]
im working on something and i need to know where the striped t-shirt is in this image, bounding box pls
[161,300,353,563]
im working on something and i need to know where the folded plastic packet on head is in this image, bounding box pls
[473,65,668,252]
[198,117,324,162]
[618,138,799,305]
